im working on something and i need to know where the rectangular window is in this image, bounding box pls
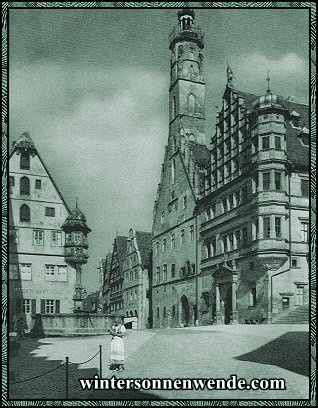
[262,136,270,150]
[301,179,309,197]
[156,267,160,282]
[23,299,32,314]
[56,266,67,282]
[35,179,42,189]
[73,232,81,244]
[228,195,233,209]
[263,172,270,190]
[275,172,282,190]
[45,300,55,314]
[171,264,176,278]
[242,227,248,247]
[45,207,55,217]
[301,222,309,242]
[163,264,167,280]
[292,258,298,268]
[249,288,257,307]
[235,190,241,206]
[263,217,271,238]
[33,230,44,246]
[235,230,241,248]
[9,176,15,187]
[51,231,62,247]
[20,263,32,280]
[181,229,185,244]
[190,225,194,242]
[155,241,159,255]
[242,186,248,203]
[275,136,281,150]
[162,238,167,252]
[275,217,282,238]
[171,234,175,249]
[222,198,227,213]
[211,204,216,218]
[45,265,56,281]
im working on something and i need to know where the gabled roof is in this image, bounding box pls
[188,141,210,168]
[9,132,71,213]
[113,235,128,271]
[135,231,152,269]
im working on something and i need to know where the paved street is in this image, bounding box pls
[8,324,309,401]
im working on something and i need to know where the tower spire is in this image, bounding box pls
[266,70,271,94]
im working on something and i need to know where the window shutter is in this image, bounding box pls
[16,299,22,314]
[32,299,36,314]
[55,300,60,314]
[41,299,45,314]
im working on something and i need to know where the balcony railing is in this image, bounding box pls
[169,26,204,47]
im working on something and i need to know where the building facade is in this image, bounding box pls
[199,79,309,324]
[152,9,209,328]
[122,229,152,329]
[8,132,76,333]
[152,8,309,327]
[107,235,127,315]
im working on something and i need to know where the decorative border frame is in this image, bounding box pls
[2,2,316,406]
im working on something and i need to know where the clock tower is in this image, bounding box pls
[168,8,205,154]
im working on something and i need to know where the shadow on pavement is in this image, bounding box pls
[235,331,309,377]
[8,338,161,401]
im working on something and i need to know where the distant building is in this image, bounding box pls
[107,235,127,315]
[122,229,152,329]
[101,252,112,313]
[8,132,76,333]
[83,291,100,313]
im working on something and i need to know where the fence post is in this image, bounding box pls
[65,356,69,399]
[99,345,102,378]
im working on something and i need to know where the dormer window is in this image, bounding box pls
[290,109,300,128]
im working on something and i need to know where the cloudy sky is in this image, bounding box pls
[9,6,309,291]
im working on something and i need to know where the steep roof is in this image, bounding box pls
[284,101,309,169]
[188,141,210,168]
[135,231,152,269]
[114,235,128,270]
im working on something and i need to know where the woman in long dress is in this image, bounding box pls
[109,318,126,372]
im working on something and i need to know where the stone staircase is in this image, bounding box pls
[273,304,310,324]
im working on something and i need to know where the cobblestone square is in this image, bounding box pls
[8,324,309,401]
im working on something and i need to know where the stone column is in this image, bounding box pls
[258,216,263,239]
[258,171,263,191]
[231,281,238,324]
[215,283,221,324]
[270,214,276,238]
[270,168,275,190]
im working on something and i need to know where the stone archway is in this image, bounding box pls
[181,295,190,327]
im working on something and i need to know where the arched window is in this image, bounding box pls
[188,94,195,114]
[134,310,138,317]
[130,310,134,317]
[20,204,30,222]
[20,153,30,170]
[20,177,30,195]
[163,306,167,318]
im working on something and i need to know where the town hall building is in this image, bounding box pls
[151,8,309,328]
